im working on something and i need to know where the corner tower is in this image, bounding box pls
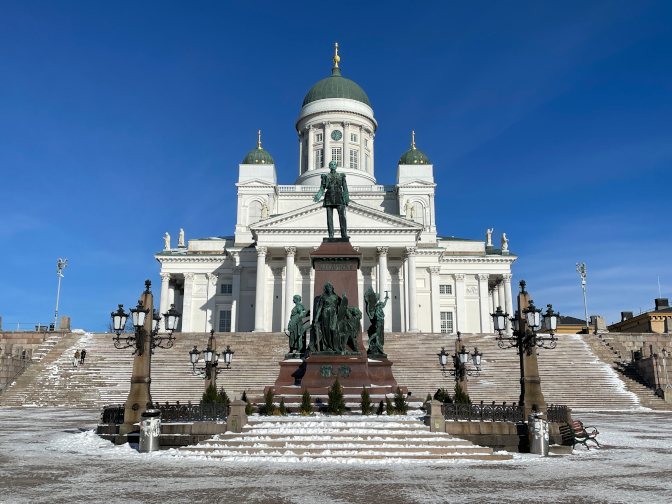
[295,43,378,187]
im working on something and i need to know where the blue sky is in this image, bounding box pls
[1,1,670,330]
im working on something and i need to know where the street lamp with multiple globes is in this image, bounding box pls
[437,332,483,382]
[189,329,234,380]
[111,289,180,355]
[491,300,559,356]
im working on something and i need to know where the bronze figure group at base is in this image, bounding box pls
[285,282,388,358]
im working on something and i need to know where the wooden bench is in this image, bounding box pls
[560,420,600,449]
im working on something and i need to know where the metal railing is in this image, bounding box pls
[277,184,395,193]
[99,401,230,425]
[0,359,32,397]
[2,323,53,332]
[441,401,569,423]
[442,401,525,422]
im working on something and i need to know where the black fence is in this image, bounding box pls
[441,401,569,423]
[441,401,525,422]
[99,401,230,425]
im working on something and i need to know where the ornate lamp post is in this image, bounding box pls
[110,280,180,436]
[491,280,560,417]
[437,332,483,394]
[189,329,234,391]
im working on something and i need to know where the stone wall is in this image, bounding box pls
[0,355,31,392]
[607,333,671,357]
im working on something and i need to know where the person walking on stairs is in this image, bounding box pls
[73,350,80,368]
[80,349,86,366]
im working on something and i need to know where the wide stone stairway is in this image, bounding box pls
[176,416,512,461]
[2,330,667,410]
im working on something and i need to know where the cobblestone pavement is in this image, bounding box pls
[1,408,671,504]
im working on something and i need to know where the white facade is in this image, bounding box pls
[155,63,516,335]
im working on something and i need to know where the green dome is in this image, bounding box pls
[242,147,274,165]
[302,67,371,107]
[398,148,430,165]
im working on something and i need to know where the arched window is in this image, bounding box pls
[248,200,262,225]
[412,201,425,227]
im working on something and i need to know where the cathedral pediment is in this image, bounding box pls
[235,178,277,188]
[250,201,423,247]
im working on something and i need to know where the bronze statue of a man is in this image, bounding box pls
[313,161,350,239]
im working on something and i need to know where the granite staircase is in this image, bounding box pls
[1,330,660,411]
[176,416,512,461]
[582,333,671,410]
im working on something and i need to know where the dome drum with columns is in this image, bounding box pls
[155,45,516,337]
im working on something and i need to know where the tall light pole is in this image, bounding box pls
[576,262,588,327]
[54,258,68,328]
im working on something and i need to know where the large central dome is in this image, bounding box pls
[302,67,370,107]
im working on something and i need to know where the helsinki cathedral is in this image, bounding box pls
[155,45,516,337]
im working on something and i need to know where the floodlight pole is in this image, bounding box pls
[54,258,68,327]
[576,263,588,327]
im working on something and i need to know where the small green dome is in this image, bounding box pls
[398,148,430,165]
[242,147,274,165]
[302,67,371,107]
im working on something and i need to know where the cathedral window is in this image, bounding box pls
[315,149,324,168]
[440,312,453,333]
[316,133,323,142]
[220,284,232,295]
[350,133,358,142]
[248,201,262,224]
[219,310,231,332]
[440,285,452,295]
[331,147,342,167]
[350,149,358,169]
[365,154,369,171]
[365,138,369,147]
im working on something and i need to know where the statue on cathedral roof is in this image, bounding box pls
[313,161,350,239]
[486,228,493,247]
[163,232,170,250]
[178,228,185,248]
[501,233,509,252]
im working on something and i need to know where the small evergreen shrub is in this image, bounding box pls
[242,391,254,415]
[264,389,276,415]
[299,388,312,415]
[327,377,346,415]
[393,387,409,415]
[202,383,218,403]
[278,398,288,416]
[360,386,373,415]
[385,396,396,415]
[453,382,471,404]
[217,387,229,404]
[376,400,384,415]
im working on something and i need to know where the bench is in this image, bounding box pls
[560,420,600,449]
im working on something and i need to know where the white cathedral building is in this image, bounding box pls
[155,48,516,336]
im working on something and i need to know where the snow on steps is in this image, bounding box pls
[175,415,512,462]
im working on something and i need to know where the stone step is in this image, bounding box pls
[181,445,494,455]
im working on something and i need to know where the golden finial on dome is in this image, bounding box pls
[411,130,416,150]
[257,130,262,149]
[333,42,340,68]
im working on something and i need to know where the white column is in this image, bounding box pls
[478,273,490,333]
[308,125,314,171]
[493,283,500,312]
[343,122,349,169]
[231,266,241,332]
[455,273,466,332]
[503,273,514,335]
[403,259,409,331]
[323,121,330,166]
[429,266,441,333]
[498,281,506,316]
[488,288,494,332]
[181,273,194,332]
[298,133,303,175]
[406,247,419,332]
[252,246,268,332]
[370,132,375,175]
[309,268,315,315]
[283,247,296,331]
[206,273,218,332]
[359,126,366,172]
[377,247,391,331]
[159,273,170,332]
